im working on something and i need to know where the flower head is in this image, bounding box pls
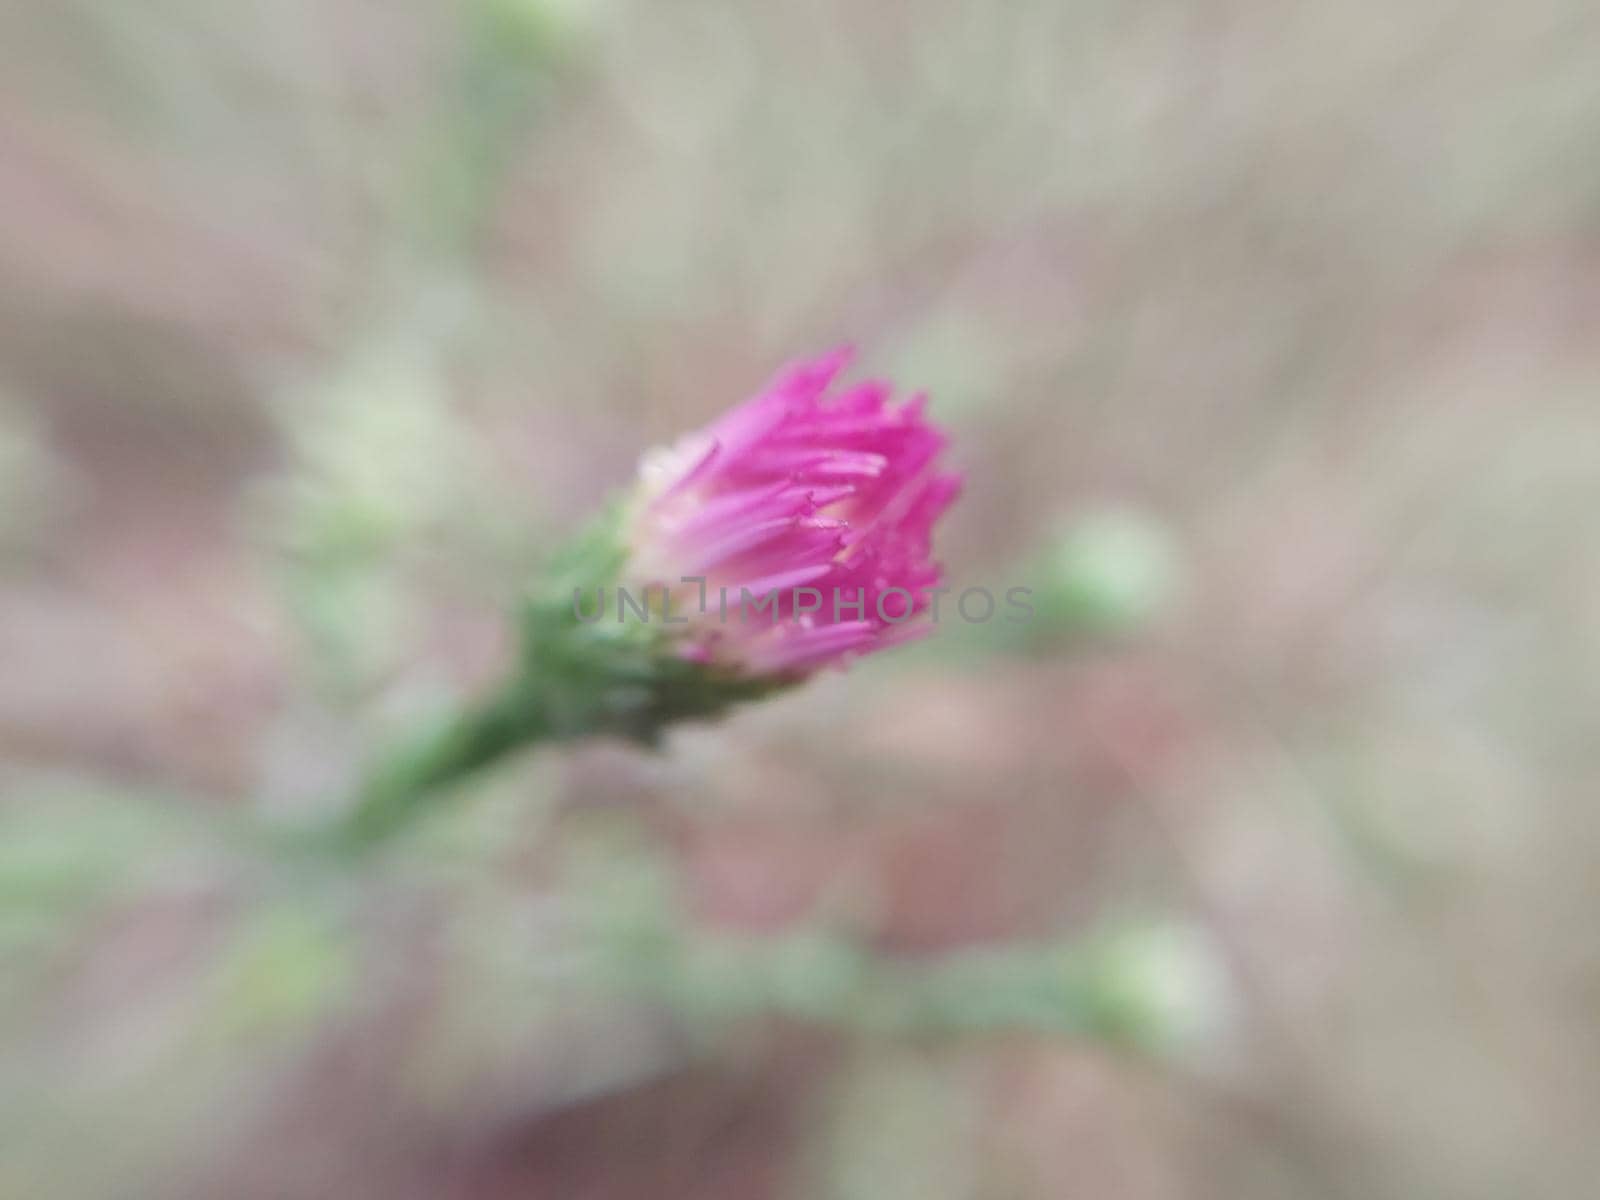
[625,348,961,675]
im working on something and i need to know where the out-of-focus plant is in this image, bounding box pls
[262,315,496,697]
[0,397,69,561]
[0,783,365,1198]
[1025,506,1187,642]
[413,0,606,260]
[258,0,599,700]
[516,818,1230,1052]
[0,786,198,1006]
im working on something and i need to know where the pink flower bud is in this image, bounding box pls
[627,348,962,675]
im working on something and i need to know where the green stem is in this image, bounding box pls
[301,583,790,855]
[327,678,551,852]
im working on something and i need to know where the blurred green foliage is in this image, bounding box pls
[1028,508,1187,642]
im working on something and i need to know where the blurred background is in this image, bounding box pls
[3,1,1600,1196]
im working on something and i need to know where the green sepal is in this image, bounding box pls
[516,503,791,746]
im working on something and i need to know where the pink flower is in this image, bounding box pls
[626,348,961,675]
